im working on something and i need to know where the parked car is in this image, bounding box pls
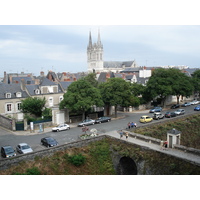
[149,107,162,113]
[16,143,33,154]
[171,104,180,109]
[52,124,70,132]
[78,119,95,127]
[165,111,177,118]
[181,102,191,107]
[174,109,185,115]
[190,100,199,105]
[1,146,16,158]
[152,112,164,120]
[140,115,153,123]
[95,116,111,124]
[194,105,200,111]
[41,137,58,148]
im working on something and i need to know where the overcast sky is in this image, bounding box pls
[1,1,200,77]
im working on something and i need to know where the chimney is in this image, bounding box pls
[40,71,45,77]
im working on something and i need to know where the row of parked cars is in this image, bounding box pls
[140,107,186,123]
[51,117,112,132]
[1,137,59,158]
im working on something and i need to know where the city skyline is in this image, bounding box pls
[1,25,200,76]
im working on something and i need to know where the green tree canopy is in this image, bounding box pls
[21,97,46,118]
[59,79,103,120]
[192,69,200,94]
[83,73,98,88]
[99,78,139,117]
[146,68,193,105]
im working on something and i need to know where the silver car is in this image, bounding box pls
[78,119,95,127]
[52,124,70,132]
[16,143,33,154]
[174,109,185,115]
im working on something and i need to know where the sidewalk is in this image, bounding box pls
[104,130,200,166]
[11,113,126,136]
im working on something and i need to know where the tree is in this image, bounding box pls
[146,68,194,105]
[59,79,104,120]
[145,68,173,106]
[83,73,98,88]
[21,97,46,118]
[99,78,139,117]
[192,69,200,95]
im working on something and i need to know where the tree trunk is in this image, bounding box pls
[114,106,117,118]
[177,95,180,104]
[82,112,85,121]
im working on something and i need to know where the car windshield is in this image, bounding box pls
[21,145,30,150]
[5,147,14,154]
[46,138,55,142]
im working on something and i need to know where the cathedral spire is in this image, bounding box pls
[88,31,92,48]
[97,29,101,46]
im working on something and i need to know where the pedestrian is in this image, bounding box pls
[119,130,123,139]
[160,140,164,150]
[163,141,168,150]
[127,122,131,129]
[131,122,134,128]
[125,132,129,140]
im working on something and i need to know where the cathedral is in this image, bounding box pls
[87,31,137,73]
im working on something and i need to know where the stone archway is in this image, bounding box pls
[117,156,137,175]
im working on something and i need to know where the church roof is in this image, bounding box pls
[104,61,135,69]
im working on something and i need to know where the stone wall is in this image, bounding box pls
[0,114,12,130]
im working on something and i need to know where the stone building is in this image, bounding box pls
[87,31,137,73]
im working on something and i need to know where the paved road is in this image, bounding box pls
[0,105,199,158]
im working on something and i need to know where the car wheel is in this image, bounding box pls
[107,120,110,122]
[57,129,59,132]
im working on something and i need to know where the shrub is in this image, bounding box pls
[68,154,86,166]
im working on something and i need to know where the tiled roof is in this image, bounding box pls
[0,83,29,99]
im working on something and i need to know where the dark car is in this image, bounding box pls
[95,116,111,124]
[41,137,58,148]
[165,111,177,118]
[1,146,16,158]
[171,104,180,109]
[149,107,162,113]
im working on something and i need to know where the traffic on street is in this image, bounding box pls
[0,104,199,159]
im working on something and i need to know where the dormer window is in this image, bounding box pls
[35,89,40,94]
[6,93,11,98]
[16,92,22,98]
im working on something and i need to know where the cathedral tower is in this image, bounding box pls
[87,30,104,73]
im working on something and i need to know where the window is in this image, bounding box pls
[35,89,40,94]
[59,96,63,103]
[6,104,12,112]
[16,92,22,98]
[49,97,53,107]
[6,93,11,98]
[16,102,21,111]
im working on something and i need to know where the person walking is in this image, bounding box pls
[125,132,129,140]
[163,141,168,150]
[119,130,123,139]
[127,122,131,129]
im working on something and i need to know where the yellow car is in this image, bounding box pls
[140,115,153,123]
